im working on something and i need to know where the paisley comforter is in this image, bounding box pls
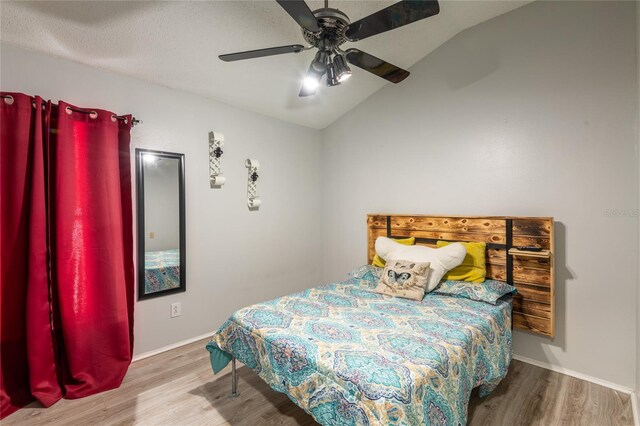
[207,278,512,425]
[144,249,180,292]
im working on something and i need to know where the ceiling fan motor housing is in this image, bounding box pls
[302,8,351,52]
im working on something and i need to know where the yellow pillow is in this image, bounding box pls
[372,237,415,267]
[436,240,486,283]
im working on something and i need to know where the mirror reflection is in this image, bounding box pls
[136,149,185,299]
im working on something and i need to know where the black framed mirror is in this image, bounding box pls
[136,149,186,300]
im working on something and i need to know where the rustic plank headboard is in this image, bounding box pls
[367,214,555,337]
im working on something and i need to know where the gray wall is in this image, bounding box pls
[321,1,638,389]
[0,42,323,356]
[144,157,180,252]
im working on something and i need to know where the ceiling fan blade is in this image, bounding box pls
[219,44,305,62]
[345,0,440,42]
[276,0,321,33]
[345,49,410,83]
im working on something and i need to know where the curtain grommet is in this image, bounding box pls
[110,114,117,122]
[3,95,14,105]
[89,111,98,119]
[65,106,73,115]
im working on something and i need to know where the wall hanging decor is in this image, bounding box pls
[245,158,261,210]
[209,131,225,187]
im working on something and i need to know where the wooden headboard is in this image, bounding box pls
[367,214,555,337]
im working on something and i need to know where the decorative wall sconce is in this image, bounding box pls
[209,131,225,187]
[245,158,261,210]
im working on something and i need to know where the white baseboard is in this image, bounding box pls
[632,392,639,426]
[512,354,634,395]
[132,331,216,362]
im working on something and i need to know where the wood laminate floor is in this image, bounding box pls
[5,338,634,426]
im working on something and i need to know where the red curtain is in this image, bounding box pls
[0,92,134,419]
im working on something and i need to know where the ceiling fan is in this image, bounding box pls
[219,0,440,97]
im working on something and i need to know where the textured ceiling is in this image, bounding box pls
[0,1,531,129]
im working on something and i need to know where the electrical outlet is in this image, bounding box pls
[170,302,181,318]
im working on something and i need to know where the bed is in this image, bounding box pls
[144,249,180,293]
[206,214,554,425]
[207,276,512,425]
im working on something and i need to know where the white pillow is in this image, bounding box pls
[375,237,467,292]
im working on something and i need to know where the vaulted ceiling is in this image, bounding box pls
[0,1,531,129]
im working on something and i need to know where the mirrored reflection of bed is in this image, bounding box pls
[144,249,181,293]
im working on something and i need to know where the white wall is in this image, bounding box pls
[0,42,323,355]
[321,1,638,389]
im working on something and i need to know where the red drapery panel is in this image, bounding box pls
[0,93,51,417]
[0,92,134,418]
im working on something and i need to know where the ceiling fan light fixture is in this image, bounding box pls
[326,62,340,87]
[338,72,352,82]
[303,75,321,92]
[333,54,352,82]
[311,50,329,72]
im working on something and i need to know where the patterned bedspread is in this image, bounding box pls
[207,278,512,425]
[144,249,180,292]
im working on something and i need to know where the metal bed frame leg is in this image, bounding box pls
[230,355,239,398]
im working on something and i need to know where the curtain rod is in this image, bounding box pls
[65,105,142,127]
[1,94,142,126]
